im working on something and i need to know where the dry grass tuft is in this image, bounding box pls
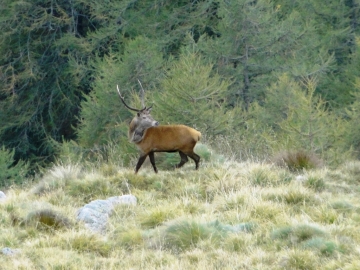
[23,209,72,229]
[273,150,323,172]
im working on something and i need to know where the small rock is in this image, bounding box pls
[0,191,6,201]
[2,247,21,256]
[76,194,137,233]
[296,175,307,182]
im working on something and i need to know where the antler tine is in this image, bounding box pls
[116,84,141,112]
[137,79,146,109]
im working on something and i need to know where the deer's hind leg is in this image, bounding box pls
[176,151,189,168]
[185,151,200,170]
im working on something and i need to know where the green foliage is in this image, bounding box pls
[153,44,236,137]
[77,36,165,163]
[0,0,98,167]
[344,77,360,158]
[274,0,357,107]
[199,0,333,107]
[0,146,28,187]
[0,0,359,171]
[248,75,348,165]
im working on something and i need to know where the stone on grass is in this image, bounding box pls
[77,195,137,233]
[2,247,21,256]
[0,191,6,202]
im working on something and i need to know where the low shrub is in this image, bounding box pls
[301,237,338,256]
[273,150,323,171]
[272,224,327,245]
[23,209,72,230]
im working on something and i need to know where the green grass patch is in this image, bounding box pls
[114,228,144,250]
[272,224,328,247]
[164,220,227,251]
[301,237,338,256]
[140,208,175,229]
[67,233,113,257]
[304,175,326,191]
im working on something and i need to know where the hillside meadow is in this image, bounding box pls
[1,146,360,270]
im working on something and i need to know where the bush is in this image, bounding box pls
[23,209,72,230]
[273,150,323,171]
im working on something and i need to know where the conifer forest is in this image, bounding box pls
[1,0,360,179]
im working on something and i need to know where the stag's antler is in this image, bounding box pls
[137,79,145,109]
[137,80,153,110]
[116,85,142,112]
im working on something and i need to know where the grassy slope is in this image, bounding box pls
[1,159,360,269]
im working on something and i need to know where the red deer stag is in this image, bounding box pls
[117,83,201,173]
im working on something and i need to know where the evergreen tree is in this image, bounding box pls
[153,42,235,137]
[0,146,28,187]
[248,74,348,164]
[199,0,334,108]
[273,0,359,107]
[77,36,165,162]
[0,0,127,166]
